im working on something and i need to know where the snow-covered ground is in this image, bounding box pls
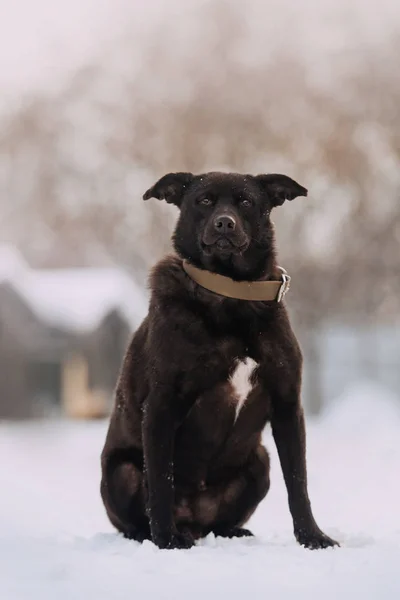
[1,382,400,599]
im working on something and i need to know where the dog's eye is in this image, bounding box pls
[241,199,252,207]
[199,198,212,206]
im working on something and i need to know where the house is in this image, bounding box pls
[0,246,147,420]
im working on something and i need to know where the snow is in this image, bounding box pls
[1,382,399,599]
[0,244,28,279]
[15,267,147,333]
[0,245,147,332]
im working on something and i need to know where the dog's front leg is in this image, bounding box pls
[271,389,339,550]
[142,389,194,550]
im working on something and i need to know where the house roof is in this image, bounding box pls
[0,245,147,332]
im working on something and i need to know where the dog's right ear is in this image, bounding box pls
[143,172,194,208]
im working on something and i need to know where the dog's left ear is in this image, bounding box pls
[255,174,308,207]
[143,172,194,208]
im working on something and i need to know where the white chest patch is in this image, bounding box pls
[229,357,258,421]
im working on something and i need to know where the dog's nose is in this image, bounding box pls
[214,215,236,233]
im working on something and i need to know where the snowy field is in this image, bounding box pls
[1,382,400,599]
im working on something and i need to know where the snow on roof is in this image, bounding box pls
[0,244,28,279]
[0,245,147,332]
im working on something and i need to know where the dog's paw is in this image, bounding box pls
[214,527,254,539]
[295,527,339,550]
[154,530,195,550]
[167,531,195,550]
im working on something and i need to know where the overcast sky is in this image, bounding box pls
[0,0,398,104]
[0,0,141,99]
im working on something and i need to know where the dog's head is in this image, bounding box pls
[143,171,307,280]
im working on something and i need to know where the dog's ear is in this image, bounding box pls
[255,174,308,207]
[143,172,194,207]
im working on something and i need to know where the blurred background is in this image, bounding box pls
[1,0,400,420]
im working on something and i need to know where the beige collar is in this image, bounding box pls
[182,260,291,302]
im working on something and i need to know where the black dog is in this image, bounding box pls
[100,171,338,550]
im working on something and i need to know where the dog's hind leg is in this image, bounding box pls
[101,457,150,542]
[198,445,270,539]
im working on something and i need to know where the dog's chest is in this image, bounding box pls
[229,357,258,421]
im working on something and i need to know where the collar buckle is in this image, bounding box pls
[276,268,291,302]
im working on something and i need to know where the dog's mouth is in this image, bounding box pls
[202,237,249,256]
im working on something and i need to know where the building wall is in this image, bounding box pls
[0,284,133,419]
[0,344,30,419]
[301,323,400,414]
[86,310,132,400]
